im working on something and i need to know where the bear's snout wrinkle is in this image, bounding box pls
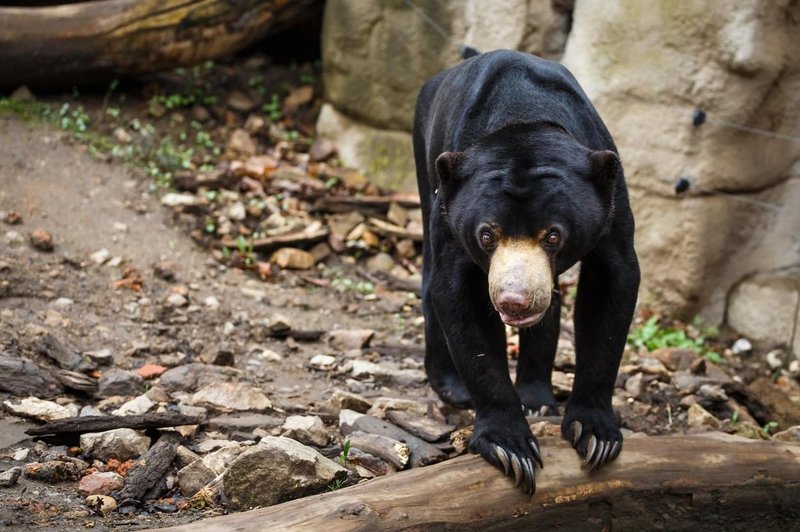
[488,237,552,328]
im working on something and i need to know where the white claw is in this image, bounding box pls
[494,445,510,475]
[582,435,598,467]
[511,454,523,487]
[539,405,549,416]
[529,439,543,469]
[571,421,583,447]
[610,441,621,461]
[590,441,606,471]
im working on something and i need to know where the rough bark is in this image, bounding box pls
[26,412,203,436]
[115,435,178,504]
[0,0,322,88]
[152,433,800,531]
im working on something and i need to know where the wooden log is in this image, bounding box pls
[347,431,410,470]
[115,434,178,505]
[150,433,800,531]
[0,0,322,88]
[312,194,421,217]
[26,412,203,436]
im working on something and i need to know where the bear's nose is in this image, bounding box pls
[496,293,531,317]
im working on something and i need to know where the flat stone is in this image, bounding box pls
[308,354,337,371]
[136,363,167,379]
[96,369,144,398]
[366,397,427,419]
[687,403,720,430]
[158,363,243,393]
[270,247,315,270]
[191,382,272,412]
[281,415,329,447]
[773,425,800,442]
[3,397,72,422]
[111,394,154,416]
[80,428,151,461]
[78,471,124,496]
[195,439,232,454]
[328,389,372,414]
[329,329,375,350]
[161,192,200,208]
[385,410,455,443]
[177,459,216,496]
[223,436,347,509]
[0,466,22,488]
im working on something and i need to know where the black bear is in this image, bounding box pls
[413,50,640,493]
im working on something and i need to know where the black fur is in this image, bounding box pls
[413,50,640,492]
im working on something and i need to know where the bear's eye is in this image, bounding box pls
[545,230,561,247]
[479,231,496,250]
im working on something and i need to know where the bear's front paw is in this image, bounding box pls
[561,405,621,471]
[469,411,543,494]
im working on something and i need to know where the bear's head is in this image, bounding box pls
[434,122,620,327]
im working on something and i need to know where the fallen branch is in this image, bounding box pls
[312,194,421,217]
[116,435,178,505]
[216,227,329,252]
[26,412,204,436]
[152,433,800,531]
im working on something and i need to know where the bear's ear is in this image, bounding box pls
[435,151,464,187]
[589,150,620,210]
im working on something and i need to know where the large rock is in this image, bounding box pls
[318,0,571,191]
[727,269,800,352]
[80,428,151,461]
[561,1,800,324]
[223,436,347,509]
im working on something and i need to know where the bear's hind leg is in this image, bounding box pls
[423,293,473,409]
[515,291,560,417]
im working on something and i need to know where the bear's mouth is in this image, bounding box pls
[497,309,546,328]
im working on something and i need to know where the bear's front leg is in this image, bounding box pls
[430,255,542,493]
[563,242,640,471]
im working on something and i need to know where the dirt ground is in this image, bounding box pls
[0,114,431,529]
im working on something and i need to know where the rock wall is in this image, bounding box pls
[561,0,800,353]
[319,0,800,356]
[317,0,571,191]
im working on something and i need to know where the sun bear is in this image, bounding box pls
[413,49,640,493]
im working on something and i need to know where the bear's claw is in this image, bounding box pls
[490,443,537,494]
[563,411,622,471]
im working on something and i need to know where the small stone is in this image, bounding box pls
[624,373,645,398]
[308,354,337,371]
[227,202,247,221]
[84,349,113,366]
[731,338,752,355]
[10,85,34,102]
[80,429,151,461]
[227,128,257,156]
[205,296,221,309]
[191,382,272,412]
[96,369,144,398]
[112,127,133,144]
[90,248,111,265]
[177,460,215,496]
[25,460,84,482]
[4,210,22,225]
[328,329,375,350]
[269,313,292,333]
[161,193,200,208]
[227,91,256,112]
[395,239,416,259]
[651,347,696,372]
[5,230,24,246]
[308,138,336,162]
[0,466,22,488]
[111,394,154,416]
[13,448,29,462]
[85,494,117,515]
[52,297,74,309]
[366,397,427,419]
[270,247,315,270]
[328,389,372,414]
[195,439,232,454]
[697,384,728,402]
[365,252,395,273]
[135,363,167,379]
[78,471,124,496]
[772,426,800,442]
[29,228,54,251]
[281,415,329,446]
[687,403,720,430]
[766,350,784,370]
[80,405,104,417]
[3,397,72,422]
[166,293,188,308]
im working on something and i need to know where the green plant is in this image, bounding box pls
[236,235,256,266]
[327,479,346,491]
[731,410,740,425]
[627,316,721,362]
[338,439,351,466]
[762,421,779,436]
[262,93,283,121]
